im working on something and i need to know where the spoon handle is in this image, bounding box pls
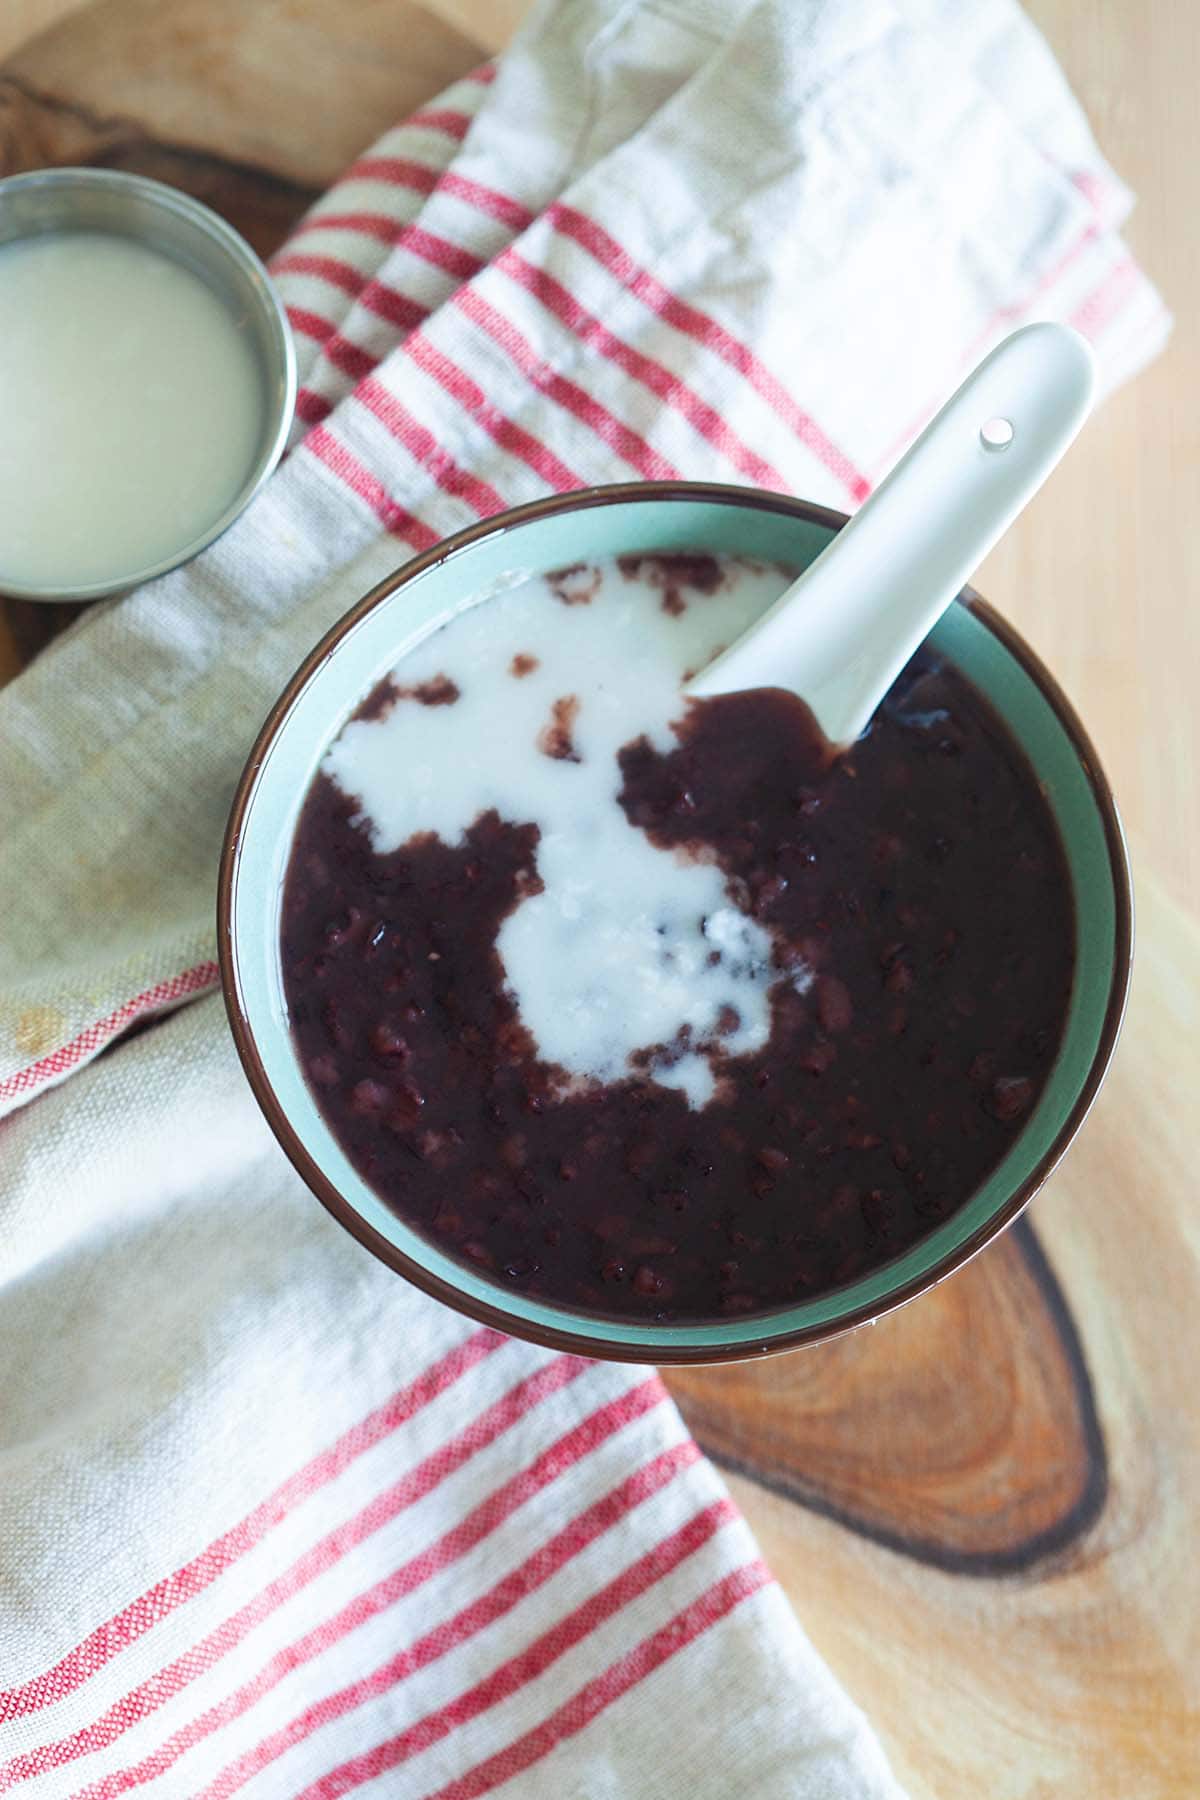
[687,322,1096,744]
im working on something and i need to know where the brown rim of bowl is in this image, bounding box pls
[217,480,1134,1365]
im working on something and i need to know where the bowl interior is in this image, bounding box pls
[224,490,1126,1359]
[0,169,294,600]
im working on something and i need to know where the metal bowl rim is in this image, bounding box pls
[0,166,296,603]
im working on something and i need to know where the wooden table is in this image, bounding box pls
[3,3,1197,1792]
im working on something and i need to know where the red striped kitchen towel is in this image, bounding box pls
[0,1,1167,1795]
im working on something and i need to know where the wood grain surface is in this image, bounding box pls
[668,1218,1109,1577]
[2,2,1197,1793]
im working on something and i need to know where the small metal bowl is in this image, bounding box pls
[0,167,296,603]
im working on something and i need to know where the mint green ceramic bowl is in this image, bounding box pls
[219,484,1131,1364]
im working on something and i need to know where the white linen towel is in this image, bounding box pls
[0,2,1167,1796]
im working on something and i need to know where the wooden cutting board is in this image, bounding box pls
[3,2,1198,1792]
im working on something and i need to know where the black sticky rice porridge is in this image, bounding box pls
[281,553,1074,1322]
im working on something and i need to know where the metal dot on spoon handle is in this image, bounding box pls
[684,322,1097,747]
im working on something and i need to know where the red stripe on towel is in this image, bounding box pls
[499,249,791,491]
[101,1386,679,1800]
[421,1562,772,1800]
[303,426,442,547]
[0,1356,587,1785]
[338,161,533,235]
[404,333,583,491]
[353,378,510,516]
[0,1331,504,1725]
[290,1501,744,1800]
[454,287,680,481]
[549,203,870,502]
[406,109,474,142]
[0,961,219,1105]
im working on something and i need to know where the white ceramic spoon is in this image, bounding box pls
[686,322,1097,744]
